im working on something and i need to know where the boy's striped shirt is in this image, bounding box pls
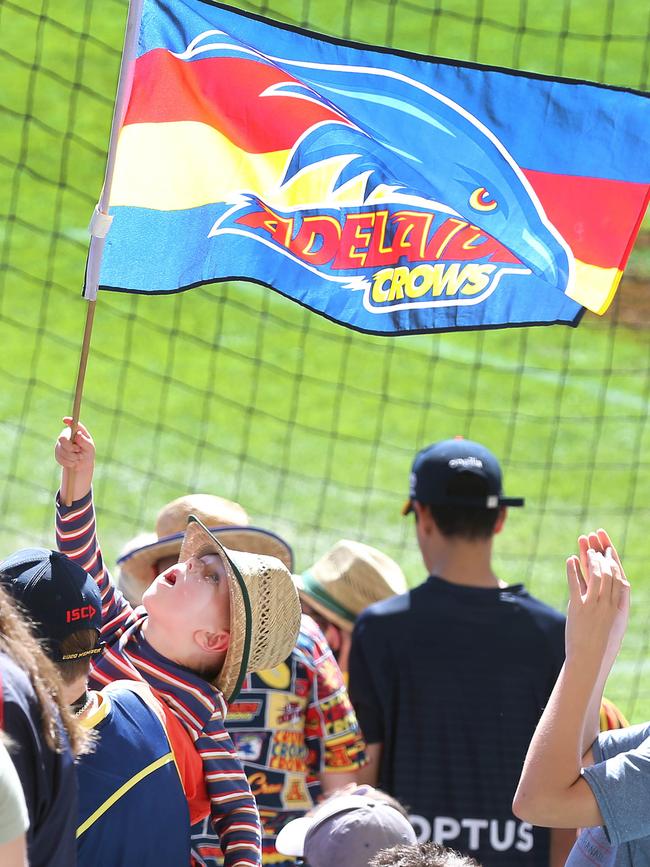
[56,490,262,867]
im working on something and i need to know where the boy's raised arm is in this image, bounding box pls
[55,419,135,643]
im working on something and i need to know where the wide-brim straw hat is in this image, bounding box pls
[296,539,407,631]
[181,516,301,703]
[117,494,293,604]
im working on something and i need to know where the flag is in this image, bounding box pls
[93,0,650,335]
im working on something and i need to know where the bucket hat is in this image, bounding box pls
[296,540,407,631]
[117,494,293,603]
[180,516,301,702]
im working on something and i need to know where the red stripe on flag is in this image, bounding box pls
[124,50,349,154]
[524,168,650,270]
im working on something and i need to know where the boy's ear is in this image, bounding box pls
[494,507,507,535]
[413,500,435,533]
[195,629,230,654]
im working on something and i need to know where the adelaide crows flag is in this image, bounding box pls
[91,0,650,335]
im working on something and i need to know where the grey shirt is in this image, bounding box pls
[566,722,650,867]
[0,739,29,845]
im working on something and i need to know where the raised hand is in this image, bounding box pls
[55,418,96,502]
[566,538,630,671]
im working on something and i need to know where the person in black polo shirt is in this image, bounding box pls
[348,438,573,867]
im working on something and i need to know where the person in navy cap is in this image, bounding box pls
[0,548,194,867]
[0,575,83,867]
[349,438,576,867]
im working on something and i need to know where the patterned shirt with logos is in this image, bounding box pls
[191,614,366,865]
[56,490,261,867]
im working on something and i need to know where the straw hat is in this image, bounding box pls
[296,540,407,631]
[181,516,301,703]
[117,494,294,604]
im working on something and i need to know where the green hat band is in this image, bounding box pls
[300,570,356,624]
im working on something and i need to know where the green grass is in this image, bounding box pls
[1,0,650,720]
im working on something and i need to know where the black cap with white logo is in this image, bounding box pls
[403,438,525,514]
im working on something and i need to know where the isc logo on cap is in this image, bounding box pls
[66,605,97,623]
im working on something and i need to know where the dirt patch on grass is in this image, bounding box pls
[609,276,650,328]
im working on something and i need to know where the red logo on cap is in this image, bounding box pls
[66,605,97,623]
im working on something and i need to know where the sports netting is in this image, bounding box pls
[1,0,650,717]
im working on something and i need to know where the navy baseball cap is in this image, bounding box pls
[0,548,103,661]
[403,438,525,514]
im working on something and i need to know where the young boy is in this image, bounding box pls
[94,491,368,865]
[0,547,195,865]
[55,419,302,867]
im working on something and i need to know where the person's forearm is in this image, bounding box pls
[60,459,93,504]
[514,653,599,821]
[581,657,613,759]
[356,742,381,786]
[56,487,135,641]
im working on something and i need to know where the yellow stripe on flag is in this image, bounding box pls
[566,259,623,316]
[110,122,290,210]
[111,122,381,211]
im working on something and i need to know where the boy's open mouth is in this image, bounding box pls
[163,571,177,587]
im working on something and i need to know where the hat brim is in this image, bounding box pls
[275,816,313,857]
[117,525,294,602]
[402,495,524,512]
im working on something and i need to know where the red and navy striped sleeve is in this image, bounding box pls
[55,490,137,646]
[197,717,261,863]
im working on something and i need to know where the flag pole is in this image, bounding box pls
[64,0,145,505]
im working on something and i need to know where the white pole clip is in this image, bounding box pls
[88,205,114,239]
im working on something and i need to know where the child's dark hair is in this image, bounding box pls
[426,472,502,540]
[58,628,98,684]
[370,842,480,867]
